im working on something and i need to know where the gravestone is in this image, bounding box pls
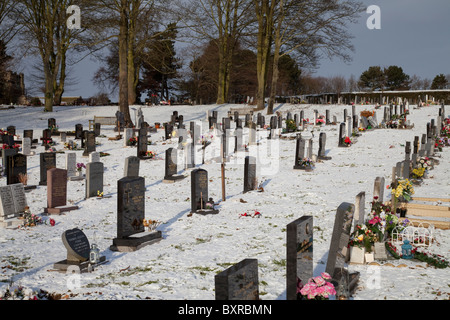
[0,185,23,228]
[94,123,101,137]
[234,127,244,152]
[317,132,331,160]
[82,131,96,157]
[293,135,312,171]
[338,123,347,147]
[190,168,218,214]
[163,148,184,182]
[2,148,18,174]
[325,202,359,294]
[10,183,27,216]
[243,156,257,193]
[110,176,162,252]
[23,130,34,144]
[85,162,103,199]
[44,168,78,214]
[89,152,100,163]
[124,128,134,146]
[39,152,56,185]
[124,156,140,177]
[21,137,33,156]
[353,192,365,228]
[373,177,385,202]
[65,152,78,179]
[137,127,150,159]
[53,228,106,272]
[6,153,26,185]
[215,259,259,300]
[75,124,83,139]
[286,216,313,300]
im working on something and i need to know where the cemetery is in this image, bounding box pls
[0,101,449,300]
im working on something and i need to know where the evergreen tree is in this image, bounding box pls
[430,74,448,89]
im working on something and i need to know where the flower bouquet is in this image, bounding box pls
[128,136,138,146]
[299,157,313,167]
[299,272,336,300]
[315,117,325,125]
[389,179,414,202]
[411,167,425,179]
[143,219,162,232]
[342,136,352,146]
[76,163,86,172]
[417,156,432,170]
[286,119,297,131]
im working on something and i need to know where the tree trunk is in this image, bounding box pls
[119,0,132,127]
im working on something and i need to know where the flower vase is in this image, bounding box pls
[350,246,365,264]
[364,252,374,263]
[76,171,82,177]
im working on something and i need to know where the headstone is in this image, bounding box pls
[94,123,101,137]
[163,148,184,182]
[39,152,56,185]
[75,124,83,139]
[53,228,106,272]
[353,192,365,228]
[82,131,96,157]
[190,168,218,214]
[85,162,103,199]
[22,137,33,156]
[234,127,244,152]
[7,153,27,185]
[318,132,331,160]
[338,122,346,147]
[124,156,140,177]
[10,183,27,215]
[124,128,134,146]
[65,152,77,178]
[215,259,259,300]
[293,135,311,171]
[373,177,385,203]
[2,148,17,174]
[243,156,257,193]
[325,202,359,294]
[0,185,15,221]
[110,176,162,252]
[44,168,78,214]
[286,216,313,300]
[89,152,100,163]
[137,127,149,159]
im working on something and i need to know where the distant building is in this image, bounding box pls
[0,71,26,105]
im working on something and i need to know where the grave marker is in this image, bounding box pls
[124,156,140,177]
[286,216,313,300]
[163,148,184,182]
[85,162,103,198]
[7,153,27,185]
[44,168,78,214]
[39,152,56,185]
[110,176,162,252]
[190,169,218,214]
[243,156,257,193]
[215,259,259,300]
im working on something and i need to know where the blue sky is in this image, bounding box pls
[59,0,449,99]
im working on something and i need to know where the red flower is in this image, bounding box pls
[49,218,55,226]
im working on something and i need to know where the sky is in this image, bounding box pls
[22,0,450,100]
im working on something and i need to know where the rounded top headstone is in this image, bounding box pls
[62,228,90,262]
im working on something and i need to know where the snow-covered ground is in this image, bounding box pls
[0,102,448,300]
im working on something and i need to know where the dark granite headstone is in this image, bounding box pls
[62,228,90,262]
[82,131,96,157]
[243,156,257,193]
[39,152,56,185]
[7,153,27,185]
[163,148,184,182]
[111,176,162,252]
[286,216,313,300]
[190,168,217,214]
[318,132,331,160]
[215,259,259,300]
[75,124,83,139]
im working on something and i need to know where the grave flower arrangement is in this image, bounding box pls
[21,210,44,227]
[298,157,313,167]
[342,136,352,146]
[286,119,297,131]
[76,163,86,172]
[417,157,432,170]
[315,116,325,125]
[2,143,20,150]
[145,151,156,158]
[299,272,336,300]
[143,219,162,232]
[349,224,378,252]
[411,167,425,179]
[128,136,138,146]
[388,179,414,202]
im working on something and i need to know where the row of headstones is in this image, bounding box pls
[394,104,447,182]
[293,132,331,170]
[214,184,390,300]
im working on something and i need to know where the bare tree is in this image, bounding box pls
[175,0,255,104]
[266,0,364,113]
